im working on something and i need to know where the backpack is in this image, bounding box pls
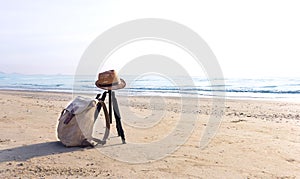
[57,95,110,147]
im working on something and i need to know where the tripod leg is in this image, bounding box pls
[108,90,112,124]
[94,92,107,122]
[112,91,126,143]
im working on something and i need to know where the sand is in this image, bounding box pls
[0,90,299,178]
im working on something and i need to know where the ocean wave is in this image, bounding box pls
[18,83,65,87]
[1,73,300,100]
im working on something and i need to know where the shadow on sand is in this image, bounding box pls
[0,141,82,163]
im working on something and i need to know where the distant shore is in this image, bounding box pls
[0,90,299,178]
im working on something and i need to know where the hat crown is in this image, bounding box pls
[98,70,120,85]
[95,70,126,90]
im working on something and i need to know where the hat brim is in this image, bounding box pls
[95,78,126,90]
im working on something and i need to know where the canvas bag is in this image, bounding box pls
[57,96,110,147]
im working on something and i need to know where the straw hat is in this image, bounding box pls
[95,70,126,90]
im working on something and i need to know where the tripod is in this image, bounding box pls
[96,90,126,144]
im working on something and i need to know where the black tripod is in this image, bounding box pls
[96,90,126,144]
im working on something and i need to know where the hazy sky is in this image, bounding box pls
[1,0,299,77]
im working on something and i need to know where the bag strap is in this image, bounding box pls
[58,109,75,125]
[95,99,110,130]
[81,98,110,147]
[93,93,110,143]
[94,92,107,122]
[98,100,110,142]
[94,92,125,144]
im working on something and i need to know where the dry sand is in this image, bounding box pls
[0,90,299,178]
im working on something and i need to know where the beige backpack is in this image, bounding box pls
[57,96,110,147]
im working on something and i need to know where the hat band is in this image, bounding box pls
[98,81,120,87]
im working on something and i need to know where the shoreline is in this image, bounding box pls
[1,89,299,104]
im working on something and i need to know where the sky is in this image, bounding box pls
[0,0,300,78]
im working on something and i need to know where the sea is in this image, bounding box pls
[0,73,299,102]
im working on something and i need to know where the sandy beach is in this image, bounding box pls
[0,90,299,178]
